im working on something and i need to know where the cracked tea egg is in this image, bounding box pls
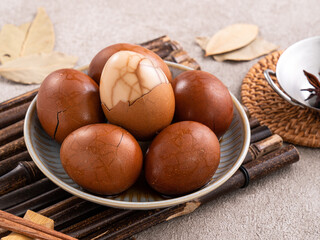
[88,43,172,84]
[172,70,233,139]
[60,123,143,195]
[99,50,175,140]
[36,68,105,143]
[145,121,220,196]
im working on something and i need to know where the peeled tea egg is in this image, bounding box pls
[36,69,105,143]
[145,121,220,196]
[99,50,175,140]
[60,123,143,195]
[88,43,172,84]
[172,70,233,139]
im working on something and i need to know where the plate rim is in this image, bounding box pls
[24,63,250,210]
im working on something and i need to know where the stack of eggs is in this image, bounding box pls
[36,44,233,196]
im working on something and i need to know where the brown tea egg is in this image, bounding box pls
[172,70,233,139]
[145,121,220,196]
[99,50,175,141]
[36,69,105,143]
[88,43,172,84]
[60,123,143,195]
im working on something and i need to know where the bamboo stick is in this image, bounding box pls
[0,103,30,129]
[0,151,31,177]
[61,209,133,238]
[0,178,56,210]
[5,187,71,217]
[139,35,183,59]
[0,161,44,196]
[250,125,272,143]
[249,117,260,129]
[51,200,103,230]
[0,120,24,146]
[0,137,26,161]
[39,196,83,217]
[243,134,283,164]
[0,89,38,113]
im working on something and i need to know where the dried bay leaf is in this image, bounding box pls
[195,36,210,50]
[0,24,26,63]
[0,52,78,84]
[0,8,78,85]
[18,22,31,32]
[0,7,54,63]
[20,7,55,56]
[205,23,259,56]
[213,37,278,62]
[196,34,278,62]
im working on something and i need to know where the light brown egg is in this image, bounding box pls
[60,123,143,195]
[99,50,175,141]
[36,69,105,143]
[88,43,172,84]
[145,121,220,196]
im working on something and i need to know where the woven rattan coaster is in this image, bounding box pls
[241,50,320,148]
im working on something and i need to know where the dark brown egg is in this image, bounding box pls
[60,123,143,195]
[171,70,233,139]
[88,43,172,84]
[145,121,220,196]
[36,69,105,143]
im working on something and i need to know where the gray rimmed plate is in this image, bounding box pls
[24,62,250,210]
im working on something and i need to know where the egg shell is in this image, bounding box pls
[101,83,175,141]
[88,43,172,84]
[172,70,233,139]
[145,121,220,196]
[36,69,105,143]
[60,123,143,195]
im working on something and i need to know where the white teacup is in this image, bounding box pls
[264,36,320,112]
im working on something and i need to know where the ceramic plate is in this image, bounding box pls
[24,62,250,210]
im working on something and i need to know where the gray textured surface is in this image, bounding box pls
[0,0,319,239]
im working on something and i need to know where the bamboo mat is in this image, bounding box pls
[0,37,300,239]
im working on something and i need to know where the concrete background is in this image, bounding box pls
[0,0,319,239]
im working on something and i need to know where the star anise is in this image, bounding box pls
[300,70,320,107]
